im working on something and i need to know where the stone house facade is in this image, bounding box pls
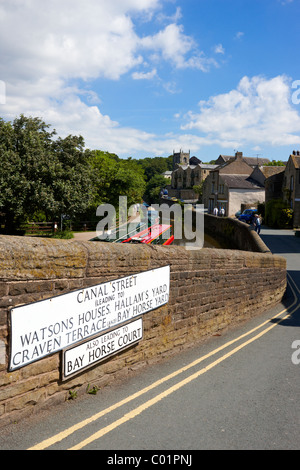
[250,165,285,187]
[265,171,285,204]
[168,150,217,201]
[171,163,217,190]
[203,152,265,216]
[282,151,300,227]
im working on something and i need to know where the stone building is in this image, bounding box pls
[265,172,285,204]
[168,150,217,202]
[215,154,270,168]
[203,152,265,216]
[172,150,191,170]
[171,163,217,190]
[282,151,300,227]
[250,165,285,187]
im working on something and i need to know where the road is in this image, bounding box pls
[0,227,299,454]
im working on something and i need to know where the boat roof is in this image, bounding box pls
[122,224,171,244]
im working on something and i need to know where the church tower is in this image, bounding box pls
[172,149,190,169]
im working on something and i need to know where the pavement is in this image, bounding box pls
[72,231,97,242]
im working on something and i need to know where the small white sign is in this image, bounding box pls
[9,266,170,371]
[63,318,143,379]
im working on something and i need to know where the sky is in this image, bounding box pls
[1,0,300,162]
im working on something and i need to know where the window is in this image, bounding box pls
[291,175,294,191]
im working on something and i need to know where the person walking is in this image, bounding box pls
[254,214,261,234]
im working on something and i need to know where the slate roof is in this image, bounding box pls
[290,154,300,169]
[217,155,270,166]
[174,163,218,171]
[220,175,264,190]
[257,166,285,178]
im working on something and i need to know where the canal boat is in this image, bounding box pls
[121,223,174,245]
[90,205,174,245]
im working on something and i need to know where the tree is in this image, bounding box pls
[266,160,285,166]
[265,199,293,228]
[0,115,93,233]
[51,134,94,218]
[193,181,204,202]
[136,156,172,181]
[143,174,167,204]
[88,151,146,213]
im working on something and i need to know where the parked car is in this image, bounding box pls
[238,209,257,224]
[235,210,241,218]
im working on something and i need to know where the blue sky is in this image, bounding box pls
[1,0,300,162]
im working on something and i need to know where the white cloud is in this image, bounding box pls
[0,0,150,82]
[3,3,295,159]
[182,75,300,148]
[235,31,244,40]
[156,6,183,23]
[214,44,225,54]
[140,23,216,71]
[0,0,219,156]
[132,69,157,80]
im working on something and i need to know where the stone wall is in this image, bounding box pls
[203,213,271,253]
[0,234,286,426]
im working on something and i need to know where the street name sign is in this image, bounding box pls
[9,265,170,371]
[62,318,143,379]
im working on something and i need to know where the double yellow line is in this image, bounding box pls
[29,273,300,451]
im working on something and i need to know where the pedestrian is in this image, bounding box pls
[254,214,261,234]
[220,207,225,217]
[213,207,218,216]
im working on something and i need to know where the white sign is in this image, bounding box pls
[9,266,170,371]
[63,318,143,379]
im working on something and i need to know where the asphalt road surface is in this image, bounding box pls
[0,227,299,454]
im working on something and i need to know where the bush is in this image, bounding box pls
[265,199,293,228]
[51,230,74,239]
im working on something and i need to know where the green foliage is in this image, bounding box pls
[51,229,74,239]
[89,150,146,211]
[0,115,94,233]
[265,199,293,228]
[67,389,78,400]
[86,384,99,395]
[143,174,168,204]
[136,156,172,182]
[266,160,285,166]
[193,182,204,202]
[0,114,173,233]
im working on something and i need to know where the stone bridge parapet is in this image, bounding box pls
[0,234,286,426]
